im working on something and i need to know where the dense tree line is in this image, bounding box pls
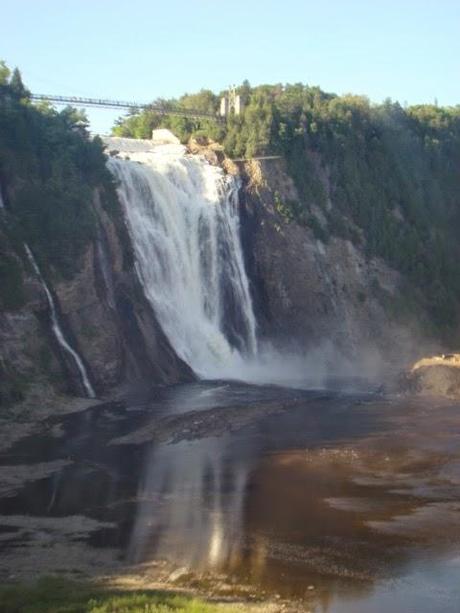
[0,61,120,292]
[113,83,460,331]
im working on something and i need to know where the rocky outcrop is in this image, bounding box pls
[238,158,437,377]
[398,354,460,398]
[187,135,227,168]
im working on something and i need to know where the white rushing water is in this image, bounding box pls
[108,140,258,379]
[24,244,96,398]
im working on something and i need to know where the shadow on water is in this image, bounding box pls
[1,381,460,611]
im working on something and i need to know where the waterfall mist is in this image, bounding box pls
[108,141,258,380]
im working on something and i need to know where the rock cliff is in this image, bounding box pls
[0,187,193,407]
[0,142,447,409]
[237,157,438,378]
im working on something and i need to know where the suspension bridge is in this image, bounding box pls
[30,94,223,122]
[29,93,282,161]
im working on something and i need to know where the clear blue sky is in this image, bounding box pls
[3,0,459,133]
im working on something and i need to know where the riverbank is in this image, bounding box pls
[0,576,284,613]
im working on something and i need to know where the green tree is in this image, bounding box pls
[9,67,29,99]
[0,60,10,85]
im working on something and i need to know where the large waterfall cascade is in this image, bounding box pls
[107,138,258,379]
[24,245,96,398]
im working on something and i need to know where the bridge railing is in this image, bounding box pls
[30,94,223,121]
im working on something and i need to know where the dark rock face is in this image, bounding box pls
[0,189,193,407]
[52,197,193,393]
[113,277,193,385]
[238,158,432,376]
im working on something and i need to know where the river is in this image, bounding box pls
[1,381,459,611]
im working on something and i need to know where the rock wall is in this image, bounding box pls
[0,243,59,406]
[0,145,444,407]
[0,189,193,407]
[238,158,438,378]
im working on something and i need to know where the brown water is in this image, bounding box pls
[1,382,460,611]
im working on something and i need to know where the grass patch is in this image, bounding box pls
[0,576,239,613]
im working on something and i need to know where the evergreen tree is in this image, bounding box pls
[9,67,29,99]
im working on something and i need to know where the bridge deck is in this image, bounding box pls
[30,94,223,122]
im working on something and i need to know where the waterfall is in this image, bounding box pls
[107,141,257,379]
[24,244,96,398]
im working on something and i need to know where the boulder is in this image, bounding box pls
[399,353,460,398]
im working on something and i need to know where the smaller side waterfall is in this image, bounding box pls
[24,245,96,399]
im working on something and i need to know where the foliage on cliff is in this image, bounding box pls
[113,83,460,330]
[0,62,120,280]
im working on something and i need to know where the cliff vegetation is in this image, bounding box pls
[0,62,124,285]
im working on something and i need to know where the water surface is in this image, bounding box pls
[1,381,459,611]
